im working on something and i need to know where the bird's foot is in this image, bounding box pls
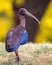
[16,56,20,64]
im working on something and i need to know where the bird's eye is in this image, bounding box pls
[19,9,25,16]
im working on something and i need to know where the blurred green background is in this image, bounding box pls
[0,0,52,43]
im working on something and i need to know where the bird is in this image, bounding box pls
[5,8,40,63]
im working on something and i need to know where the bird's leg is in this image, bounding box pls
[15,50,20,63]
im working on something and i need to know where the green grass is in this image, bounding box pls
[0,43,52,65]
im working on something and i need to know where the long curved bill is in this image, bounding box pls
[25,10,40,24]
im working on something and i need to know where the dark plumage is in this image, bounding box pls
[5,8,40,63]
[6,25,28,52]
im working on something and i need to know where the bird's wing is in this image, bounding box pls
[6,28,15,40]
[5,27,25,52]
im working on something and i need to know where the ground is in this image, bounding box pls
[0,42,52,65]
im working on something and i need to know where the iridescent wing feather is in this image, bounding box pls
[5,26,25,52]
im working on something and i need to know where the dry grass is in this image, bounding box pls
[0,42,52,65]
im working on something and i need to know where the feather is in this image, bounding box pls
[5,25,27,52]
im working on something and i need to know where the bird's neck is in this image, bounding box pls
[19,15,26,28]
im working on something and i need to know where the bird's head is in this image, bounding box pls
[18,8,27,16]
[18,8,40,24]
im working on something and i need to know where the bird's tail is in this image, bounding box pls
[5,43,13,52]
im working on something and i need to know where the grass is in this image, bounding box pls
[0,42,52,65]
